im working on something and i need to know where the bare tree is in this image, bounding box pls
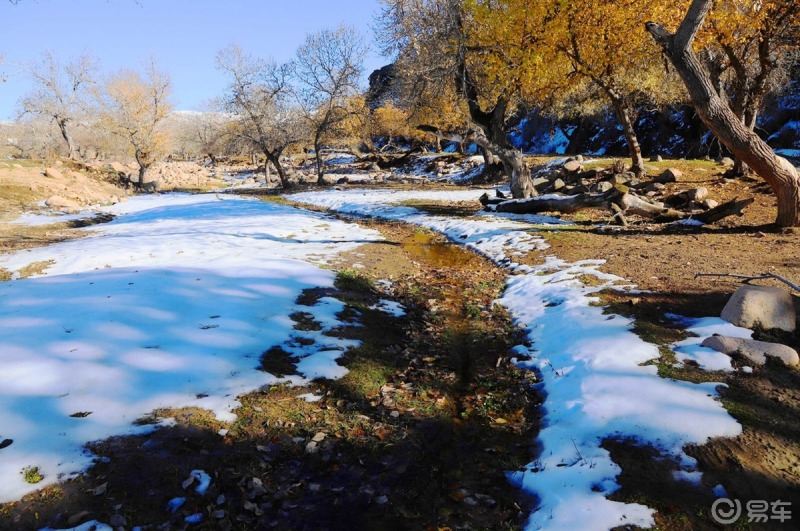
[647,0,800,227]
[17,52,97,160]
[216,44,304,186]
[294,25,367,184]
[97,60,173,189]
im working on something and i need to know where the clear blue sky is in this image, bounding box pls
[0,0,387,120]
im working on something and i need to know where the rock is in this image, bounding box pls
[721,285,796,332]
[107,161,127,173]
[336,177,349,185]
[701,335,799,367]
[686,187,708,202]
[369,163,381,172]
[643,182,665,193]
[609,174,629,186]
[562,160,583,173]
[44,167,64,179]
[653,167,682,184]
[532,177,549,189]
[595,181,615,193]
[719,157,734,166]
[552,178,566,191]
[702,199,719,210]
[45,195,81,212]
[650,155,663,162]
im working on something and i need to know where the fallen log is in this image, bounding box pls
[481,188,621,214]
[480,187,754,226]
[691,197,754,224]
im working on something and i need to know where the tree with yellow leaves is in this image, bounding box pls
[97,60,172,189]
[700,0,800,176]
[648,0,800,227]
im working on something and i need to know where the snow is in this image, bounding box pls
[0,193,380,503]
[370,299,406,317]
[40,521,113,531]
[291,188,742,531]
[11,211,104,226]
[672,316,753,372]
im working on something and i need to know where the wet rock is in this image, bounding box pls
[721,285,796,333]
[701,335,799,367]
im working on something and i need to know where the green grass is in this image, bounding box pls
[334,268,374,292]
[22,466,43,484]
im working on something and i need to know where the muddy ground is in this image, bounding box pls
[0,155,799,530]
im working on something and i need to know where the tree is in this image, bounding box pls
[216,44,304,187]
[295,25,368,184]
[18,52,97,160]
[701,0,800,176]
[647,0,800,227]
[543,0,682,176]
[377,0,557,197]
[97,60,173,188]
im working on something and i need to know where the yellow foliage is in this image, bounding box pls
[98,64,173,167]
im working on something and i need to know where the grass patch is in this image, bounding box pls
[16,260,55,279]
[334,268,374,292]
[22,466,43,484]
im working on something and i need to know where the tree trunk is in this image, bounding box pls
[647,4,800,227]
[265,150,289,187]
[134,150,147,187]
[57,118,77,161]
[609,96,645,177]
[314,133,324,185]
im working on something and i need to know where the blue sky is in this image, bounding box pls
[0,0,387,120]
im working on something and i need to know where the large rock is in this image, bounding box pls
[44,167,64,179]
[701,335,799,367]
[721,286,796,332]
[653,167,682,184]
[45,195,81,212]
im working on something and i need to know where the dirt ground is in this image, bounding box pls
[0,155,799,529]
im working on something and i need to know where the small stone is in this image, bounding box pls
[305,441,319,454]
[595,181,614,193]
[109,514,126,527]
[375,495,389,504]
[562,160,582,173]
[702,199,719,210]
[463,496,479,506]
[552,178,566,191]
[719,157,734,166]
[311,432,326,442]
[390,410,400,418]
[650,155,663,162]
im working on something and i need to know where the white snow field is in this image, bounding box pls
[290,187,742,531]
[0,193,381,503]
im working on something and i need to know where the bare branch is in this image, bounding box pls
[695,272,800,293]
